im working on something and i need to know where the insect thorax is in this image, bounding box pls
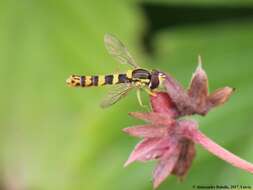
[132,69,151,81]
[131,69,162,89]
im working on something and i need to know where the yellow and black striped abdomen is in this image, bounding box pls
[66,70,133,87]
[80,75,105,87]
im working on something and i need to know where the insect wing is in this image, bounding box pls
[100,83,133,108]
[104,33,140,68]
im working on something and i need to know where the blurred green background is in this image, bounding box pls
[1,0,253,189]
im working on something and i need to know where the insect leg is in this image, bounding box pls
[136,89,146,107]
[144,88,157,96]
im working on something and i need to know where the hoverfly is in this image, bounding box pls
[66,34,166,108]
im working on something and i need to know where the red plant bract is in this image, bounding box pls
[123,58,253,189]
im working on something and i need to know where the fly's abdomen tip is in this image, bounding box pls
[66,75,81,87]
[66,76,73,86]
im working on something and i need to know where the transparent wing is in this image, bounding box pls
[100,83,134,108]
[104,33,140,68]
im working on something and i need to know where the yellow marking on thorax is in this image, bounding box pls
[140,79,150,83]
[112,74,119,84]
[85,76,92,86]
[98,75,105,86]
[126,70,132,79]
